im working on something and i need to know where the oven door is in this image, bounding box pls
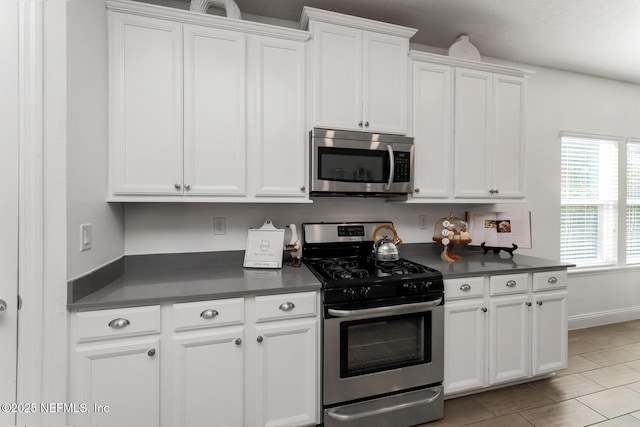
[323,298,444,406]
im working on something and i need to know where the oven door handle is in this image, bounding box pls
[386,145,395,191]
[325,386,442,422]
[327,298,442,318]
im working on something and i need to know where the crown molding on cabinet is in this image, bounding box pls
[105,0,311,41]
[409,50,535,78]
[300,6,417,39]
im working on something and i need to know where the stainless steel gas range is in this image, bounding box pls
[302,222,445,427]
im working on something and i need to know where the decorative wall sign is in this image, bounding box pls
[243,218,284,268]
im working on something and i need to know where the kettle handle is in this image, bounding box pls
[373,224,403,245]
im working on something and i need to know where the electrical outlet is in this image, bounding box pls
[80,224,92,251]
[214,217,226,235]
[418,215,428,230]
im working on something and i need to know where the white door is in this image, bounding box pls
[0,1,20,424]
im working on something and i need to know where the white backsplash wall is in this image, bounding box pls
[124,199,487,255]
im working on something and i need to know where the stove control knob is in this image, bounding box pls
[359,287,371,298]
[343,288,356,300]
[405,283,418,294]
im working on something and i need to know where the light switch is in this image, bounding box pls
[80,224,92,251]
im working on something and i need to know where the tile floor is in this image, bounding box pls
[425,319,640,427]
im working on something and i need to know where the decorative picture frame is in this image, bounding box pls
[243,218,284,269]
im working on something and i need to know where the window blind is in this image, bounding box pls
[561,136,618,266]
[627,142,640,263]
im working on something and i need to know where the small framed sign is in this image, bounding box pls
[243,218,285,269]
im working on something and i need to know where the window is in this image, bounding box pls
[561,133,640,268]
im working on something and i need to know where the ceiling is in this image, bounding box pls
[225,0,640,85]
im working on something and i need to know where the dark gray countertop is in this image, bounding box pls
[67,245,573,311]
[68,251,322,311]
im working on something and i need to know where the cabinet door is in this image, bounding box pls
[492,74,526,198]
[532,290,568,375]
[311,21,362,131]
[249,35,307,198]
[444,299,487,395]
[109,12,183,196]
[183,24,247,196]
[254,318,318,427]
[171,327,244,427]
[411,61,452,198]
[363,31,408,134]
[72,338,160,427]
[453,68,492,198]
[489,294,530,385]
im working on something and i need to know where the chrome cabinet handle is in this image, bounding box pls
[279,302,295,312]
[548,276,558,284]
[414,188,420,193]
[460,284,471,292]
[481,307,488,313]
[200,309,219,319]
[235,338,242,346]
[526,302,532,307]
[0,299,6,316]
[537,300,543,306]
[489,189,500,194]
[184,184,191,191]
[257,335,263,343]
[147,348,156,357]
[108,318,130,329]
[174,183,181,190]
[506,280,517,287]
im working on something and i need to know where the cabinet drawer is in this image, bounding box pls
[445,277,485,300]
[172,298,244,332]
[75,305,161,343]
[489,273,529,296]
[532,270,567,292]
[254,291,317,322]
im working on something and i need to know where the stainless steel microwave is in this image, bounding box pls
[310,128,415,196]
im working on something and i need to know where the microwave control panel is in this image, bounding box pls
[393,152,411,182]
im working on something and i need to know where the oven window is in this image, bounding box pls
[318,147,388,183]
[340,313,431,378]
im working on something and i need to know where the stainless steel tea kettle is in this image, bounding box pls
[372,224,403,261]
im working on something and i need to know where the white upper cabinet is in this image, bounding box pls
[302,7,416,134]
[408,51,531,202]
[183,25,247,196]
[109,12,183,196]
[411,60,453,198]
[106,0,310,202]
[248,35,307,198]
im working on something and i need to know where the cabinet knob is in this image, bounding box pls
[108,318,130,329]
[414,188,420,193]
[547,276,558,284]
[257,335,264,343]
[481,307,488,313]
[147,348,156,357]
[300,186,306,192]
[460,284,471,292]
[279,302,295,312]
[184,184,191,191]
[364,121,370,127]
[235,338,242,346]
[358,121,363,127]
[506,280,517,287]
[537,300,543,306]
[0,299,6,316]
[526,302,532,307]
[174,183,182,191]
[200,309,219,319]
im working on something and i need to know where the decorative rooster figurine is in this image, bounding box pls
[284,224,302,267]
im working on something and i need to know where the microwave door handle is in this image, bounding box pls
[386,145,394,191]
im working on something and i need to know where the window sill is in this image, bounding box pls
[568,264,640,278]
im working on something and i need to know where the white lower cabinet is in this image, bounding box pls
[444,271,568,396]
[69,306,162,427]
[70,292,320,427]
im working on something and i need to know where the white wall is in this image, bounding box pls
[67,0,124,280]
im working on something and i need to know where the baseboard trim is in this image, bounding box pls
[569,307,640,330]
